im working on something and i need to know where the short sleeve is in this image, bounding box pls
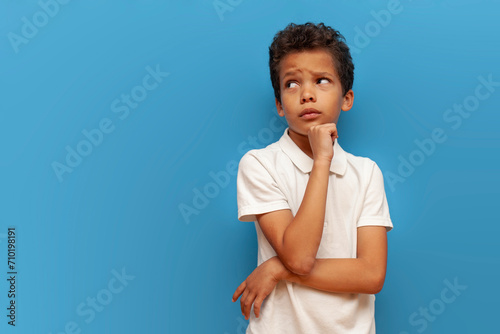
[237,152,290,222]
[357,162,393,232]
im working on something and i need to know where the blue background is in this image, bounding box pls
[1,0,499,333]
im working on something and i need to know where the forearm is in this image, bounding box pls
[281,258,386,294]
[281,159,331,273]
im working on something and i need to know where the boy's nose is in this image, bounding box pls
[301,85,316,103]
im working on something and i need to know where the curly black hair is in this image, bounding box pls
[269,22,354,102]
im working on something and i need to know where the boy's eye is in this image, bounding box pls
[317,78,330,84]
[285,81,298,88]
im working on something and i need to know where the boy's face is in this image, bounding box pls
[275,48,353,140]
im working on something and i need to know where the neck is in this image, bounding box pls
[287,129,314,160]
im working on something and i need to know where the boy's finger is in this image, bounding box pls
[253,296,265,318]
[317,124,337,138]
[319,122,337,131]
[232,282,246,302]
[330,125,338,136]
[243,293,256,320]
[240,290,249,315]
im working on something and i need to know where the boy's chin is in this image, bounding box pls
[288,126,312,138]
[298,120,331,131]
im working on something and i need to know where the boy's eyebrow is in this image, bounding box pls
[312,71,335,78]
[281,69,298,80]
[282,69,335,80]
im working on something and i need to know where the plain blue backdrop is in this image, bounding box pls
[1,0,499,333]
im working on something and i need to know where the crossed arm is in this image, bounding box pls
[232,124,389,320]
[232,221,388,320]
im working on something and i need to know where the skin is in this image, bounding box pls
[276,48,353,160]
[232,48,388,321]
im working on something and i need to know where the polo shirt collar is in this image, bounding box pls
[279,128,347,175]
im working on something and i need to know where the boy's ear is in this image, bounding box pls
[275,98,285,116]
[341,90,354,111]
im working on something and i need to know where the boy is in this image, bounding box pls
[232,22,393,333]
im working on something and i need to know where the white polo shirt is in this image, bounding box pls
[237,128,393,334]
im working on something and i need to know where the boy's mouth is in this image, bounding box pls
[300,108,321,119]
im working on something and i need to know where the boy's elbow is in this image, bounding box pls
[368,269,386,294]
[286,256,316,276]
